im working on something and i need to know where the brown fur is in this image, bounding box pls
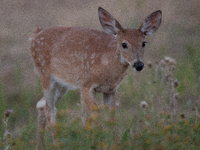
[32,7,162,150]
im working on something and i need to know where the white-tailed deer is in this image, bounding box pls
[30,7,162,150]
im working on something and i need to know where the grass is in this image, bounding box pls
[0,44,200,149]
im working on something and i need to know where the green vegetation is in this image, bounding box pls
[0,44,200,149]
[0,0,200,149]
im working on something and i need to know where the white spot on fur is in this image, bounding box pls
[86,45,89,49]
[86,61,90,69]
[40,37,44,40]
[91,53,95,59]
[112,44,116,47]
[84,53,87,59]
[36,39,40,44]
[41,61,45,66]
[52,58,71,67]
[101,54,108,65]
[91,60,95,64]
[120,55,128,65]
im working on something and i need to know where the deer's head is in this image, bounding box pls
[98,7,162,71]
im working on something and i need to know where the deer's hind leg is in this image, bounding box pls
[36,77,68,150]
[44,78,68,126]
[36,97,46,150]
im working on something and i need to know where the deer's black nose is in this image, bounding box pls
[133,61,144,71]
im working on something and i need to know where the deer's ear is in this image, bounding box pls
[98,7,123,35]
[139,10,162,36]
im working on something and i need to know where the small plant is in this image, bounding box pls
[0,109,13,150]
[145,57,180,123]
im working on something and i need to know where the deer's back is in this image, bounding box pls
[30,27,120,88]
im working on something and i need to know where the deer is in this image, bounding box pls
[30,7,162,150]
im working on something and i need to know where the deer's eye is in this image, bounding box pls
[142,41,147,48]
[122,43,127,49]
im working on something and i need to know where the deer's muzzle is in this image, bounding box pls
[133,61,144,71]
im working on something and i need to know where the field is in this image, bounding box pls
[0,0,200,149]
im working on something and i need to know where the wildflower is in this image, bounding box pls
[180,114,185,119]
[185,137,190,143]
[170,66,176,72]
[164,56,171,63]
[84,119,92,130]
[91,113,99,121]
[193,124,198,129]
[28,139,36,145]
[155,60,159,64]
[146,115,151,120]
[166,112,171,118]
[134,134,140,139]
[169,58,176,65]
[160,60,167,67]
[138,146,142,149]
[163,125,171,134]
[4,109,13,118]
[140,101,148,108]
[163,125,170,130]
[173,79,179,88]
[116,102,120,108]
[157,119,164,127]
[174,93,179,99]
[160,111,164,116]
[57,109,70,117]
[59,142,65,148]
[91,105,99,111]
[98,142,108,149]
[145,139,151,144]
[184,120,189,126]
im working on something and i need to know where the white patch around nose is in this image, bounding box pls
[133,68,138,72]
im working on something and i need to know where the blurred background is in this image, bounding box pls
[0,0,200,148]
[0,0,199,97]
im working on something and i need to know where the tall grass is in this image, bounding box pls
[0,44,200,149]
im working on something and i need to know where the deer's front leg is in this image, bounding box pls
[103,93,116,109]
[103,93,116,120]
[81,87,99,115]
